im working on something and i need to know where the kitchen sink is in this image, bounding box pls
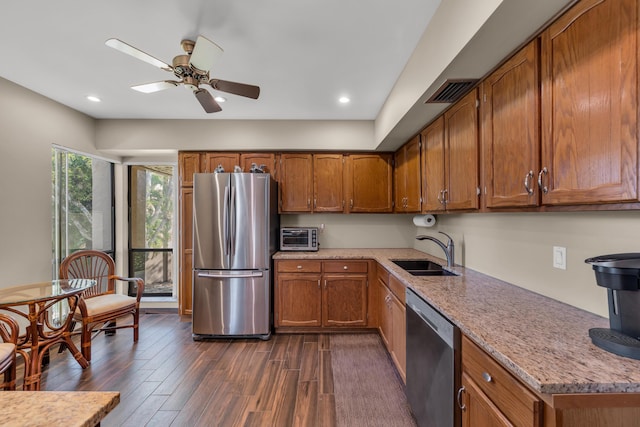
[391,259,459,277]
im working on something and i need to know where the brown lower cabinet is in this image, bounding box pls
[376,263,406,383]
[274,259,369,330]
[460,334,640,427]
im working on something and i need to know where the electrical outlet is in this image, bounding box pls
[553,246,567,270]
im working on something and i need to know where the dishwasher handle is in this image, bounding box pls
[411,304,440,332]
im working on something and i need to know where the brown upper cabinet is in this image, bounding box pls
[279,153,314,213]
[421,117,446,212]
[313,153,345,212]
[422,90,480,212]
[445,89,480,211]
[394,136,422,213]
[178,152,202,188]
[346,153,394,213]
[240,153,278,178]
[203,152,240,173]
[481,40,540,209]
[539,0,639,205]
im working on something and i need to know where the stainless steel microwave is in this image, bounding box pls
[280,227,319,251]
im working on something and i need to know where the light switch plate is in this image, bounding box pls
[553,246,567,270]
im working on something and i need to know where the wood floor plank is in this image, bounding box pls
[285,334,304,370]
[318,393,337,427]
[119,394,169,427]
[268,334,290,361]
[320,348,334,394]
[101,380,162,426]
[299,341,319,382]
[271,369,300,427]
[292,380,319,427]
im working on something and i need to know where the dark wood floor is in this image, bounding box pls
[28,312,413,426]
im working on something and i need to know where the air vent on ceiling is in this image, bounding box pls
[425,79,478,103]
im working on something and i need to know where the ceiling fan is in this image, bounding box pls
[105,36,260,113]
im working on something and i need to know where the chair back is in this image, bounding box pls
[0,314,18,345]
[59,250,116,298]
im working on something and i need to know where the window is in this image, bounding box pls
[52,147,115,277]
[128,165,175,297]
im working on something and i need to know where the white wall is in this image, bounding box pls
[281,214,416,249]
[0,78,115,287]
[414,211,640,318]
[96,119,375,154]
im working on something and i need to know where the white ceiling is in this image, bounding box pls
[0,0,440,121]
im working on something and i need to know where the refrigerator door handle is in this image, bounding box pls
[223,185,230,255]
[230,185,237,256]
[197,271,265,279]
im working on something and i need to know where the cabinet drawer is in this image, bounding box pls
[376,263,389,285]
[276,260,322,273]
[388,275,406,304]
[462,336,541,427]
[323,260,368,274]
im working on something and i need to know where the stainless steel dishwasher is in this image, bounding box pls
[406,288,461,427]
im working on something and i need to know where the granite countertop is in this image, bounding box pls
[0,391,120,426]
[274,248,640,395]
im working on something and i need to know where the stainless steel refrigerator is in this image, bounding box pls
[192,172,278,340]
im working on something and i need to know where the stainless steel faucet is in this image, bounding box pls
[416,231,455,267]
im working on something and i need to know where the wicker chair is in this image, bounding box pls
[59,250,144,361]
[0,313,19,390]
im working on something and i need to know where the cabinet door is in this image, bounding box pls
[178,152,202,188]
[422,117,447,212]
[314,154,345,212]
[540,0,638,205]
[179,188,193,315]
[390,293,406,382]
[482,40,540,208]
[279,153,313,212]
[322,274,368,327]
[203,153,240,173]
[347,153,394,212]
[240,153,277,179]
[461,373,512,427]
[276,273,322,327]
[445,89,480,210]
[377,279,392,350]
[395,136,422,213]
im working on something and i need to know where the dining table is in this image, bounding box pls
[0,279,96,390]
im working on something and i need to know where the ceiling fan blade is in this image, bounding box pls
[189,35,224,73]
[131,81,179,93]
[105,38,172,70]
[194,89,222,113]
[209,79,260,99]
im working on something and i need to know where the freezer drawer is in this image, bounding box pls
[192,269,271,339]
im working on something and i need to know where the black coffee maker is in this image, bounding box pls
[585,253,640,360]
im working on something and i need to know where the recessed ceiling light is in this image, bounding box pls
[214,96,226,103]
[86,95,101,103]
[338,96,350,104]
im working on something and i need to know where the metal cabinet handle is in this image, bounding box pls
[297,265,303,269]
[482,372,493,383]
[314,198,317,209]
[442,189,448,204]
[537,167,549,194]
[523,170,534,195]
[307,198,311,208]
[343,266,348,270]
[350,199,354,209]
[317,279,321,289]
[457,386,466,411]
